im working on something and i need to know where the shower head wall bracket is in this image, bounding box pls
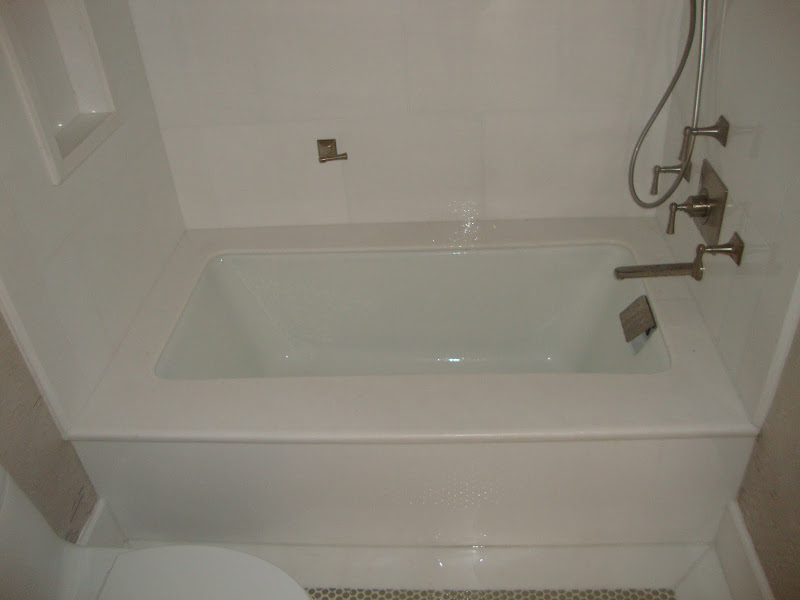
[679,115,730,161]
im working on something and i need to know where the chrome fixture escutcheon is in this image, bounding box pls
[666,159,727,245]
[317,139,348,163]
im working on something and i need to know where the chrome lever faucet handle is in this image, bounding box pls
[691,232,745,280]
[650,162,692,195]
[666,194,711,235]
[666,202,679,235]
[650,165,663,195]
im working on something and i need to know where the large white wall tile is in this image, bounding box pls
[161,129,221,229]
[343,114,483,223]
[404,0,559,113]
[199,126,280,226]
[254,0,407,122]
[72,138,184,347]
[42,239,114,391]
[168,121,349,228]
[483,110,630,219]
[556,0,644,110]
[127,0,263,129]
[130,0,408,128]
[714,238,769,377]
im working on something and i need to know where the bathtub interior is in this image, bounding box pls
[155,244,670,379]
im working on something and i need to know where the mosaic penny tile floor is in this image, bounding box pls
[307,588,676,600]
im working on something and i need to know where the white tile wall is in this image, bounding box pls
[42,240,115,391]
[556,0,648,110]
[128,0,685,228]
[483,109,631,219]
[404,0,559,113]
[164,121,350,228]
[0,0,184,426]
[344,114,484,223]
[656,0,800,424]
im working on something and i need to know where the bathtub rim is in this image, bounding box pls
[69,218,756,443]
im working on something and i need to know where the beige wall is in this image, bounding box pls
[739,320,800,600]
[0,309,96,542]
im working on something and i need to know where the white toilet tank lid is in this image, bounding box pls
[97,545,311,600]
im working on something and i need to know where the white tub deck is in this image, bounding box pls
[70,218,755,443]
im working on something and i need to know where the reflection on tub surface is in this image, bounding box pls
[155,245,669,379]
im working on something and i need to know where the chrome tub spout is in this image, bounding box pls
[614,232,744,282]
[614,262,699,280]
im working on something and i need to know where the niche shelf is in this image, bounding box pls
[0,0,119,185]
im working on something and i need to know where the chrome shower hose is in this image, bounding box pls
[628,0,704,209]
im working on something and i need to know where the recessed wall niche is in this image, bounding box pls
[0,0,119,184]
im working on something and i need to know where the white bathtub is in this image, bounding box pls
[71,218,756,549]
[155,245,669,379]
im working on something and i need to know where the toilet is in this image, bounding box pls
[97,545,311,600]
